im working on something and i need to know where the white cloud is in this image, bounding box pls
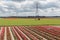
[0,0,60,17]
[46,0,58,2]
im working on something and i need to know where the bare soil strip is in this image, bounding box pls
[4,27,7,40]
[9,27,15,40]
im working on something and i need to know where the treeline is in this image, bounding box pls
[0,16,60,18]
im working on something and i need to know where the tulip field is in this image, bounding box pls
[0,18,60,40]
[0,26,60,40]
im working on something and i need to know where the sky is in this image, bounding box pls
[0,0,60,17]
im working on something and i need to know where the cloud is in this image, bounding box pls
[40,2,59,9]
[1,0,25,2]
[11,0,25,2]
[0,0,60,17]
[0,1,35,17]
[22,1,60,9]
[26,0,46,1]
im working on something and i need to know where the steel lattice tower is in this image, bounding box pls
[35,1,40,20]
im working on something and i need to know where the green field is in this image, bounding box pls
[0,18,60,26]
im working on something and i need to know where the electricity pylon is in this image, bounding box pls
[35,1,40,20]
